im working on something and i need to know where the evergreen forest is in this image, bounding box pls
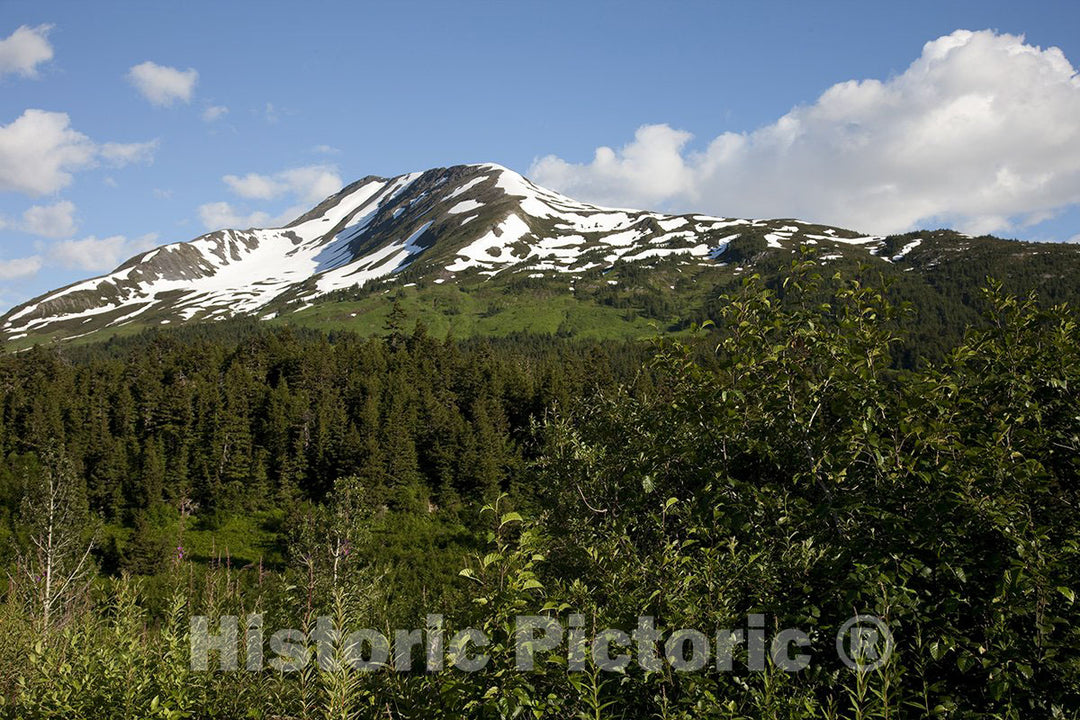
[1,260,1078,718]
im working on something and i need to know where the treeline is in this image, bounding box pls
[701,239,1080,366]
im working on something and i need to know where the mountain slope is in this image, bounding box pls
[0,163,885,346]
[3,162,1078,349]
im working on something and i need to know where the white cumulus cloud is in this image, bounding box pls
[531,30,1080,237]
[223,165,342,204]
[127,61,198,107]
[202,105,228,122]
[197,202,274,231]
[0,255,43,280]
[276,166,345,204]
[0,109,95,195]
[197,201,309,231]
[20,200,76,238]
[205,165,343,230]
[52,233,160,272]
[223,173,287,200]
[0,24,53,79]
[0,109,156,196]
[100,139,158,166]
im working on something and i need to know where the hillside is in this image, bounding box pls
[4,163,1080,353]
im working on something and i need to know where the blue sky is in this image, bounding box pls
[1,0,1079,312]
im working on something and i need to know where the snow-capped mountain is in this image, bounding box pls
[1,163,884,345]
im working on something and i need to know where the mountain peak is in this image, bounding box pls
[0,164,880,346]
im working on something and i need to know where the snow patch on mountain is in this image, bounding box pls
[448,200,483,215]
[446,214,532,274]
